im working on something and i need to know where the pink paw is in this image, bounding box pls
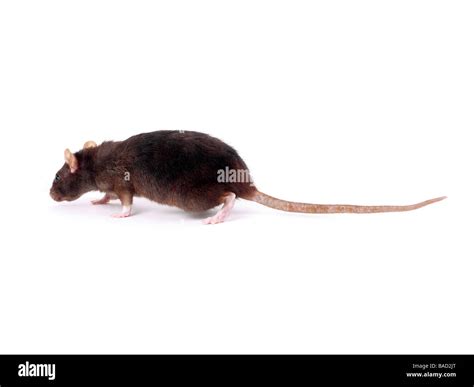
[111,212,131,218]
[203,213,227,225]
[91,199,109,205]
[203,217,216,225]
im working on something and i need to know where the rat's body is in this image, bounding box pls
[50,130,446,224]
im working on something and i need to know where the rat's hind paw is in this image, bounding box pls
[203,215,222,225]
[202,192,235,225]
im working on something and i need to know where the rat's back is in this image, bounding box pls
[123,130,256,211]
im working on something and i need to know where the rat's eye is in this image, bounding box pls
[54,174,61,183]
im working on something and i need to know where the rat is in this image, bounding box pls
[49,130,446,224]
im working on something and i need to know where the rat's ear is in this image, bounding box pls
[64,149,78,173]
[83,141,97,149]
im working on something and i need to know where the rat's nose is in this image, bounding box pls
[50,190,61,202]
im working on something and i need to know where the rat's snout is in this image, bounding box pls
[50,189,62,202]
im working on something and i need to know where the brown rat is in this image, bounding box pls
[50,130,446,224]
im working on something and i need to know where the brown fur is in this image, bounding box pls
[50,131,257,212]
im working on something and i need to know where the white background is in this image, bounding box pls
[0,0,473,354]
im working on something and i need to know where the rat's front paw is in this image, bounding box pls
[91,198,109,205]
[91,194,111,205]
[111,212,131,218]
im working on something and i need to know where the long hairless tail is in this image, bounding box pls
[249,191,447,214]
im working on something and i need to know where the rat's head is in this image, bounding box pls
[50,141,98,202]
